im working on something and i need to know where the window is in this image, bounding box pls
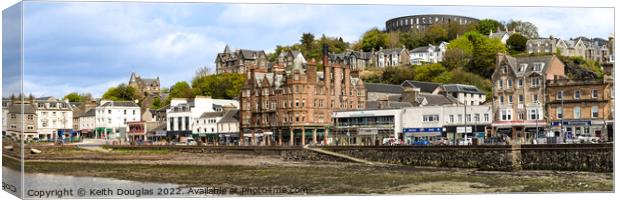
[574,90,581,99]
[508,95,513,104]
[533,63,543,71]
[484,113,489,121]
[457,114,463,122]
[532,94,539,103]
[508,79,513,87]
[556,90,564,100]
[449,115,454,123]
[573,106,581,119]
[531,78,540,87]
[474,114,480,122]
[518,64,527,72]
[27,115,34,120]
[557,107,563,119]
[498,80,503,89]
[108,110,112,114]
[529,109,539,120]
[501,109,512,121]
[423,115,439,122]
[133,110,136,115]
[517,79,523,88]
[499,96,504,105]
[466,114,471,122]
[592,106,599,118]
[592,90,599,98]
[519,95,524,104]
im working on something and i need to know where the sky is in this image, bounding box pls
[6,1,614,98]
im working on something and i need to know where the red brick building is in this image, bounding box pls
[239,46,366,145]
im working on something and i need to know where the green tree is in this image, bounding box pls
[150,96,163,109]
[169,81,193,99]
[300,32,315,51]
[192,73,246,99]
[413,63,447,82]
[102,84,138,101]
[506,20,539,38]
[447,31,507,77]
[358,28,388,52]
[476,19,502,35]
[506,33,528,53]
[63,92,82,102]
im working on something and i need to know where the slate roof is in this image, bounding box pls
[364,83,403,94]
[500,55,557,78]
[419,93,459,106]
[411,46,432,53]
[8,104,36,114]
[199,111,225,118]
[81,109,96,117]
[401,80,441,93]
[366,101,413,110]
[442,84,485,94]
[101,101,139,107]
[219,109,239,123]
[378,48,405,54]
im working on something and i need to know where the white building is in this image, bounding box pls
[401,104,492,144]
[2,99,9,135]
[409,42,448,65]
[440,84,487,105]
[94,100,141,139]
[166,96,239,141]
[34,98,73,140]
[78,109,96,135]
[332,109,404,145]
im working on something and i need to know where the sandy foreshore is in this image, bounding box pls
[2,145,613,194]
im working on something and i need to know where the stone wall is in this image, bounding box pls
[107,144,613,172]
[519,144,613,172]
[321,144,613,172]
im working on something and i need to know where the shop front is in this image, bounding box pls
[403,127,443,145]
[551,120,607,142]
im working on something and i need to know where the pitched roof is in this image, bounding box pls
[81,109,96,117]
[199,111,225,118]
[101,101,139,107]
[401,80,441,93]
[419,93,458,106]
[366,101,413,110]
[364,83,403,94]
[8,103,36,114]
[442,84,485,94]
[218,109,239,123]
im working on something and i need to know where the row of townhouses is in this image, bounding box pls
[215,44,450,75]
[526,35,614,63]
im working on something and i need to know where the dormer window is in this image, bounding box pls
[501,65,507,74]
[518,64,527,72]
[533,63,544,71]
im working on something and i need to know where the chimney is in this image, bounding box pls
[307,58,317,84]
[401,87,420,106]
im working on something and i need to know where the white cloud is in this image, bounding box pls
[218,4,321,28]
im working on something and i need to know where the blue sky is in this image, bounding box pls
[15,1,614,98]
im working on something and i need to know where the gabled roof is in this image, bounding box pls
[364,83,403,94]
[419,93,459,106]
[401,80,441,93]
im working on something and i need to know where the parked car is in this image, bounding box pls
[458,138,472,145]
